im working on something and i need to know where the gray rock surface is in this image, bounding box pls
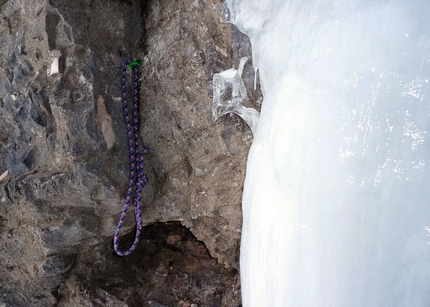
[0,0,260,305]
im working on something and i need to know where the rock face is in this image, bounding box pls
[0,0,260,305]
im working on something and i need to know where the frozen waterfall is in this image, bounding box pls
[224,0,430,306]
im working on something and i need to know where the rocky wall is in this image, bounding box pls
[0,0,260,305]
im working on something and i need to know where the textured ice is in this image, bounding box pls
[212,56,259,135]
[225,0,430,306]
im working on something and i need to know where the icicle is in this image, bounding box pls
[212,56,259,135]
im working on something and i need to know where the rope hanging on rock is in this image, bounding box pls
[113,59,149,256]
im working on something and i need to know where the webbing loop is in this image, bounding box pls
[113,59,149,256]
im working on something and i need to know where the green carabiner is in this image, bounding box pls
[128,60,142,69]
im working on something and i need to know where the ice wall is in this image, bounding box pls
[226,0,430,306]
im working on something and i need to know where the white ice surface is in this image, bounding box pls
[226,0,430,306]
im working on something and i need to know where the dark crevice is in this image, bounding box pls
[67,222,239,307]
[45,10,61,50]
